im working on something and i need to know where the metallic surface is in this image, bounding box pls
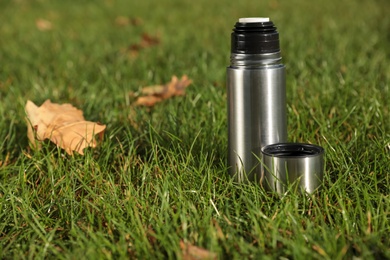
[261,143,324,194]
[227,53,287,182]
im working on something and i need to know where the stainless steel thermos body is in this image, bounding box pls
[227,18,287,182]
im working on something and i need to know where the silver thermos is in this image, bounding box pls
[227,17,287,182]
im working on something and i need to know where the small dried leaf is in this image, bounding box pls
[115,16,143,26]
[140,33,160,47]
[212,219,225,240]
[25,100,106,155]
[115,16,130,26]
[140,85,166,96]
[135,96,163,107]
[122,32,160,57]
[36,19,53,31]
[180,241,217,260]
[46,121,106,155]
[135,75,192,107]
[312,244,328,257]
[0,153,11,167]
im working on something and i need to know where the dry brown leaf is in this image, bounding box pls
[140,33,160,47]
[115,16,143,27]
[212,219,225,240]
[25,100,106,155]
[124,33,160,57]
[0,153,11,167]
[179,240,217,260]
[36,19,53,31]
[115,16,130,26]
[135,75,192,107]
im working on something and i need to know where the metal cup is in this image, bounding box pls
[261,143,325,194]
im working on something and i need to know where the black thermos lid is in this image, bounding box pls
[231,17,280,54]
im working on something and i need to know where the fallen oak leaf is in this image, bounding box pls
[135,75,192,107]
[36,18,53,31]
[139,85,165,96]
[163,75,192,98]
[123,32,160,58]
[115,16,130,26]
[45,121,106,155]
[134,96,163,107]
[115,16,143,27]
[26,100,83,139]
[0,152,11,167]
[25,100,106,155]
[140,33,160,47]
[179,240,217,260]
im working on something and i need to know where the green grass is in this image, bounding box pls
[0,0,389,259]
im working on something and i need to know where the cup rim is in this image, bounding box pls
[261,143,324,158]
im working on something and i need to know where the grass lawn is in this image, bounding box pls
[0,0,389,259]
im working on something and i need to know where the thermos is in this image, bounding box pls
[227,17,287,182]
